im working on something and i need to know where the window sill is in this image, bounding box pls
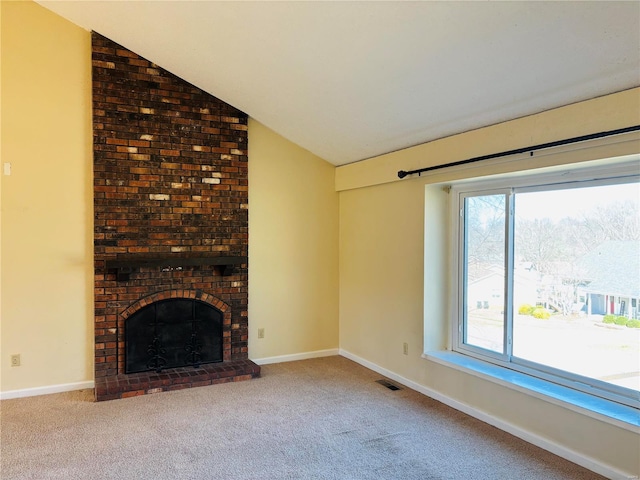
[424,350,639,432]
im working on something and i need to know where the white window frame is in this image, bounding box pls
[450,161,640,409]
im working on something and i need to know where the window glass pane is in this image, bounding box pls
[513,181,640,393]
[464,194,506,354]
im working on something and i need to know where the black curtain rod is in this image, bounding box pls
[397,125,640,179]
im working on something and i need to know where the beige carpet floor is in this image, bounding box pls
[0,356,605,479]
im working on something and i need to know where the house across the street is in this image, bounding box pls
[579,241,640,319]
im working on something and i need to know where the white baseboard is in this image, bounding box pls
[0,349,341,399]
[0,381,95,400]
[339,349,637,480]
[0,350,340,399]
[251,348,339,365]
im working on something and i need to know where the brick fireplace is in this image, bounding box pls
[92,33,259,401]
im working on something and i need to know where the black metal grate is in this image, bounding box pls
[125,299,223,374]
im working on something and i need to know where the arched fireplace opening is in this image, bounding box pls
[125,299,223,374]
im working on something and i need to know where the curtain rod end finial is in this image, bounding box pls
[398,170,408,179]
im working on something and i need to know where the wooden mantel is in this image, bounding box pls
[105,255,248,281]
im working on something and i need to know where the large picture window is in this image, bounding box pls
[452,162,639,408]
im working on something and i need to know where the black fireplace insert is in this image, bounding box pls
[125,299,223,374]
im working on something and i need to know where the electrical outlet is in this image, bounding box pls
[11,354,21,367]
[257,328,265,339]
[402,343,408,355]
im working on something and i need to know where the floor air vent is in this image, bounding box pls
[376,379,401,391]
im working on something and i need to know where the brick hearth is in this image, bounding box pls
[96,360,260,401]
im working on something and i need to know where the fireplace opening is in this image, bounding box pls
[125,299,223,374]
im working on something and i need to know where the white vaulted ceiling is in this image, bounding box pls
[37,1,640,166]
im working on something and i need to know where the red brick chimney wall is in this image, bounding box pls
[92,33,258,400]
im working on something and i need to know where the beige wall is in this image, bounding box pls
[1,0,94,392]
[247,119,339,360]
[0,2,340,393]
[338,89,640,477]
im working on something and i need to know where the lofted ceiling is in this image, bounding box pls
[38,1,640,166]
